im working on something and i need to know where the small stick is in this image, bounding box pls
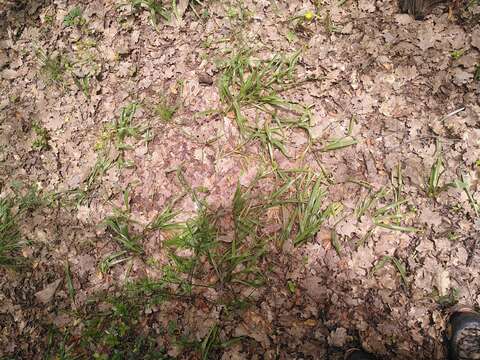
[439,107,465,122]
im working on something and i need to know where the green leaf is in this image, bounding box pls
[63,7,83,27]
[320,136,357,152]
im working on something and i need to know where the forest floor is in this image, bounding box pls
[1,0,480,359]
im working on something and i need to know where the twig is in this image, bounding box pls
[439,107,465,122]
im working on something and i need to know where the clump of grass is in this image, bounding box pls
[73,75,90,99]
[105,214,144,254]
[0,182,48,267]
[243,169,342,248]
[156,177,273,295]
[164,208,218,293]
[10,182,46,212]
[87,157,114,190]
[154,97,177,122]
[0,184,45,267]
[36,47,96,98]
[219,48,308,134]
[112,103,145,150]
[104,188,144,254]
[426,145,445,198]
[373,165,418,232]
[73,104,149,204]
[71,155,113,205]
[218,183,266,287]
[355,165,419,247]
[69,293,167,358]
[31,121,50,151]
[249,122,288,163]
[100,201,181,274]
[103,189,184,268]
[126,0,170,26]
[219,49,316,163]
[37,49,68,84]
[199,324,221,360]
[293,175,342,246]
[147,204,182,231]
[0,197,21,267]
[94,103,151,159]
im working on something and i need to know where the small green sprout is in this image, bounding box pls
[63,7,85,27]
[451,49,465,60]
[427,154,445,198]
[287,280,296,293]
[32,121,50,151]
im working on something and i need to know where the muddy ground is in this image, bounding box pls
[1,0,480,359]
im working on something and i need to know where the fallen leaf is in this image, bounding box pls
[35,279,62,304]
[328,327,350,347]
[471,28,480,50]
[418,208,442,227]
[1,68,18,80]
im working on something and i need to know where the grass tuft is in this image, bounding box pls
[372,255,408,287]
[426,141,445,198]
[104,188,144,254]
[0,184,46,267]
[73,103,149,204]
[219,48,310,135]
[31,121,50,151]
[147,204,182,231]
[294,175,342,246]
[0,197,21,267]
[105,214,144,254]
[37,49,67,85]
[355,165,419,247]
[127,0,170,27]
[154,97,178,122]
[112,103,145,150]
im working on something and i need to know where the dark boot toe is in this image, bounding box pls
[448,310,480,360]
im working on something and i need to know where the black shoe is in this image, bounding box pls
[345,349,375,360]
[447,308,480,360]
[398,0,426,19]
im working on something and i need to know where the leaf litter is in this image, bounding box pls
[0,0,480,359]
